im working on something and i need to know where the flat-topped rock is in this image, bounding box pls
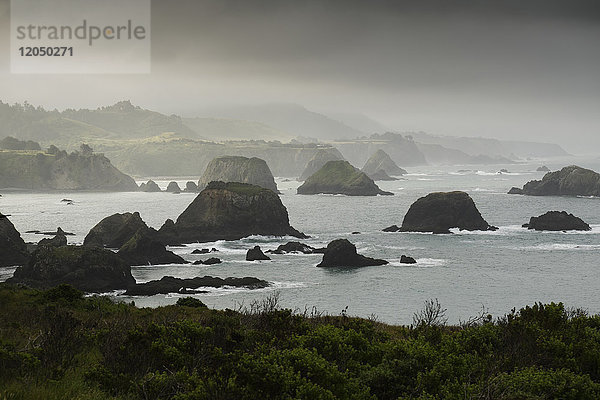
[158,181,307,244]
[7,245,134,292]
[316,239,388,267]
[523,211,591,231]
[198,156,278,193]
[399,191,497,234]
[124,275,269,296]
[510,165,600,197]
[298,160,393,196]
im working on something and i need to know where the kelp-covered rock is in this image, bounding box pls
[117,229,187,266]
[198,156,278,193]
[158,181,306,244]
[84,212,148,248]
[297,160,393,196]
[246,246,271,261]
[510,165,600,197]
[316,239,388,267]
[125,275,269,296]
[362,149,407,177]
[400,191,497,234]
[0,213,28,266]
[299,148,345,181]
[523,211,591,231]
[7,245,134,292]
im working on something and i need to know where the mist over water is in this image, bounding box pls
[2,157,599,324]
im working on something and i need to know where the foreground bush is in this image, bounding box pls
[1,284,600,399]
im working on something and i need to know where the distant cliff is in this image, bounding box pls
[334,133,426,167]
[0,144,138,191]
[198,156,278,192]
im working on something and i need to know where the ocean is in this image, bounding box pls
[2,156,599,325]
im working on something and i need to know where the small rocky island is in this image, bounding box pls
[386,191,497,234]
[361,149,407,180]
[317,239,388,267]
[509,165,600,197]
[198,155,278,193]
[523,211,591,231]
[158,181,307,244]
[297,160,393,196]
[298,148,345,181]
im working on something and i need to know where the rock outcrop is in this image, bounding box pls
[38,228,67,247]
[0,213,29,266]
[0,146,138,191]
[523,211,591,231]
[267,241,319,254]
[185,181,199,192]
[117,229,187,266]
[84,212,148,248]
[399,191,497,234]
[509,165,600,197]
[316,239,388,268]
[400,255,417,264]
[299,148,345,181]
[166,181,182,193]
[537,166,550,172]
[125,275,269,296]
[297,160,393,196]
[362,150,407,178]
[140,180,162,192]
[246,246,271,261]
[8,245,134,292]
[198,156,278,193]
[158,181,307,244]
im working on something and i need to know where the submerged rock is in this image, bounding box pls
[510,165,600,197]
[125,275,269,296]
[299,148,345,181]
[523,211,591,231]
[362,149,407,177]
[198,156,278,193]
[400,191,497,234]
[7,245,134,292]
[0,212,29,267]
[246,246,271,261]
[316,239,388,268]
[200,257,222,265]
[166,181,182,193]
[400,255,417,264]
[117,229,187,266]
[84,212,148,248]
[297,160,393,196]
[158,181,307,244]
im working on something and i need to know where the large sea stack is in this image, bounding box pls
[0,213,29,266]
[299,148,345,181]
[509,165,600,197]
[361,149,407,179]
[7,245,134,292]
[158,181,306,244]
[297,160,393,196]
[398,191,497,234]
[83,212,149,248]
[198,156,278,193]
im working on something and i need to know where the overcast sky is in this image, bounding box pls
[1,0,599,152]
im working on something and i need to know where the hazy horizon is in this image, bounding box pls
[1,0,599,154]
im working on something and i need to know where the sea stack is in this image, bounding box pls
[397,191,497,234]
[0,212,29,266]
[158,181,306,244]
[361,149,407,180]
[523,211,591,231]
[299,148,345,181]
[316,239,388,267]
[297,160,393,196]
[198,156,278,193]
[509,165,600,197]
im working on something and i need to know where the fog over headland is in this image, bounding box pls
[0,0,599,153]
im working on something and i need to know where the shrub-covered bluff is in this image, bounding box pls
[2,285,600,399]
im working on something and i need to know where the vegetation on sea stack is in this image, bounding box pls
[2,284,600,399]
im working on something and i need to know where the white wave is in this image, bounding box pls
[449,225,523,236]
[388,258,447,267]
[519,243,600,251]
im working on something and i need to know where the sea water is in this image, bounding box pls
[1,157,599,325]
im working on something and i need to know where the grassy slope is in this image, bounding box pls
[2,284,600,399]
